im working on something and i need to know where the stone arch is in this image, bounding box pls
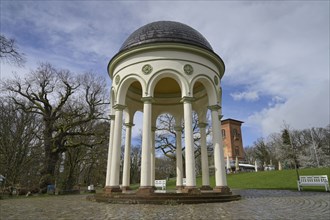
[191,75,219,105]
[116,74,146,105]
[147,69,188,97]
[110,87,116,110]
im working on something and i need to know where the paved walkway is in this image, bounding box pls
[1,190,329,219]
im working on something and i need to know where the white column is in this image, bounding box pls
[151,126,156,186]
[105,115,115,186]
[182,97,196,188]
[174,126,183,188]
[140,97,153,188]
[109,104,125,190]
[209,105,229,193]
[199,122,210,188]
[122,122,134,190]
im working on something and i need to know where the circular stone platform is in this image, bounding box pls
[92,191,241,204]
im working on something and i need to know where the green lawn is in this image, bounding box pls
[164,167,330,191]
[226,167,330,190]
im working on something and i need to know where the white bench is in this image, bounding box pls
[297,175,329,192]
[154,179,166,190]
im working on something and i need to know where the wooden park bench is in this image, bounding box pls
[154,179,166,190]
[297,175,329,192]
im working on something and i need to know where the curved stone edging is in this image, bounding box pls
[92,191,241,204]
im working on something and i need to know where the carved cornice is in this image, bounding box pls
[124,122,135,127]
[141,96,154,103]
[180,96,195,103]
[113,104,126,110]
[207,105,221,111]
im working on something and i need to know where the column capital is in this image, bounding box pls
[124,122,135,127]
[113,104,126,110]
[174,126,182,131]
[141,96,154,103]
[109,114,115,120]
[219,115,224,121]
[198,122,208,128]
[180,96,195,103]
[207,105,221,111]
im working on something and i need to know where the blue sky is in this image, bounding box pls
[1,1,329,147]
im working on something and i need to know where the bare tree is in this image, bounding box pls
[0,98,42,189]
[1,63,109,192]
[244,145,257,164]
[155,156,176,179]
[154,113,212,176]
[130,146,142,184]
[246,124,330,171]
[58,121,108,192]
[155,113,212,158]
[0,34,26,66]
[253,138,271,170]
[78,121,109,187]
[155,114,177,158]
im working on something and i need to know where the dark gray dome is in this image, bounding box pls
[119,21,213,52]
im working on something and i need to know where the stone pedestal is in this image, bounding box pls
[182,187,201,194]
[120,186,131,192]
[176,185,184,191]
[200,185,213,191]
[104,186,122,194]
[136,186,155,195]
[213,186,232,194]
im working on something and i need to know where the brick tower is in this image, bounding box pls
[221,119,244,161]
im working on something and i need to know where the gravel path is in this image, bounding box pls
[1,190,329,220]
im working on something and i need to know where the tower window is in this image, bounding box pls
[233,128,239,140]
[222,129,226,138]
[235,146,240,156]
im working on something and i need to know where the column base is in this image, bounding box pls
[136,186,155,195]
[200,185,213,191]
[182,186,201,194]
[213,186,232,194]
[120,186,131,192]
[176,185,185,191]
[104,186,122,194]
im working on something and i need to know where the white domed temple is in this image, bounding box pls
[98,21,240,203]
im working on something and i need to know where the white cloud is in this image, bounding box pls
[1,1,329,144]
[247,81,330,136]
[231,91,259,102]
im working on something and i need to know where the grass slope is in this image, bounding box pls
[165,168,330,191]
[226,168,330,190]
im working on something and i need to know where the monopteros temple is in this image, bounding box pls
[95,21,240,204]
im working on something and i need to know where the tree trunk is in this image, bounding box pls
[39,120,59,192]
[64,166,76,190]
